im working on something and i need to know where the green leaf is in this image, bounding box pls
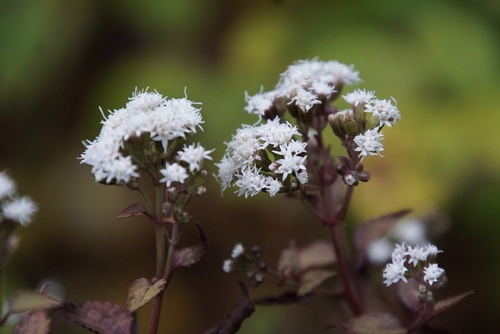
[297,269,336,296]
[127,278,166,313]
[7,291,62,315]
[55,301,136,334]
[13,310,52,334]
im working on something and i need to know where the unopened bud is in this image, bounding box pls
[366,114,381,130]
[357,171,371,182]
[343,172,358,186]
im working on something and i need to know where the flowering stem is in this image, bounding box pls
[147,186,166,334]
[326,185,364,316]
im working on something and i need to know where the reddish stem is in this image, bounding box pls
[323,185,364,316]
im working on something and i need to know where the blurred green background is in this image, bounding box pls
[1,0,499,332]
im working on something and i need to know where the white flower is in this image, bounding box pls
[311,81,336,97]
[227,126,262,164]
[365,98,401,128]
[289,89,321,112]
[391,218,427,245]
[234,166,268,198]
[244,90,279,116]
[215,156,239,192]
[406,245,428,267]
[178,143,214,172]
[257,118,300,149]
[423,263,445,285]
[150,98,204,149]
[383,257,408,286]
[160,163,189,187]
[391,243,408,261]
[354,129,384,160]
[424,244,442,257]
[0,171,16,200]
[343,89,376,107]
[265,177,283,196]
[126,88,166,112]
[231,243,245,258]
[273,152,307,181]
[366,237,393,265]
[278,59,361,93]
[223,259,234,273]
[2,196,38,226]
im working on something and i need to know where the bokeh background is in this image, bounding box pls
[1,0,499,333]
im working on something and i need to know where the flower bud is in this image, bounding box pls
[357,171,371,182]
[343,172,359,186]
[328,110,358,138]
[366,114,381,130]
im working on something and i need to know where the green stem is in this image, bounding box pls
[164,222,180,280]
[137,185,155,216]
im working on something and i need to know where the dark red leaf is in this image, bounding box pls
[113,204,147,219]
[13,310,51,334]
[431,290,473,318]
[55,301,136,334]
[172,224,208,270]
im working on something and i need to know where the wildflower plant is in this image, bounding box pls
[218,59,471,332]
[76,89,212,333]
[0,62,472,334]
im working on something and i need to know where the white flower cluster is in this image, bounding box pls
[245,59,361,116]
[80,89,207,184]
[0,171,38,226]
[216,118,308,197]
[342,89,401,160]
[383,243,445,287]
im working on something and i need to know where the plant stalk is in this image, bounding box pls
[147,186,166,334]
[324,184,364,316]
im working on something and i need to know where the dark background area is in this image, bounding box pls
[1,0,499,332]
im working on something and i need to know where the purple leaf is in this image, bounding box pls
[55,301,136,334]
[13,310,51,334]
[113,204,147,219]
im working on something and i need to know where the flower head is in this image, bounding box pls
[423,263,445,286]
[178,143,214,172]
[343,89,376,107]
[160,163,189,187]
[216,118,307,197]
[81,89,207,185]
[2,196,38,226]
[0,171,16,200]
[354,129,384,160]
[383,257,408,286]
[365,98,401,128]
